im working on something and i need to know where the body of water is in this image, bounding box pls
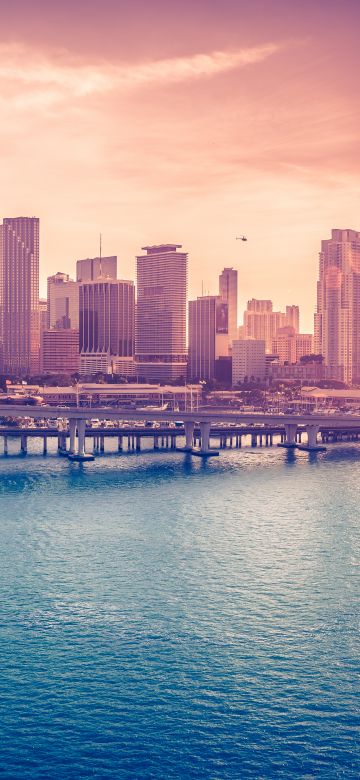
[0,440,359,778]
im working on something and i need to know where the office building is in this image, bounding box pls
[76,256,117,283]
[314,229,360,383]
[135,244,187,382]
[47,272,79,329]
[232,339,266,385]
[0,217,40,375]
[219,267,238,348]
[79,278,134,376]
[41,329,80,374]
[188,295,229,381]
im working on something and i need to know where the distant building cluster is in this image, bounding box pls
[0,217,358,385]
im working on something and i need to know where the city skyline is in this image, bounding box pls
[1,0,360,331]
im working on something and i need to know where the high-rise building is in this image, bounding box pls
[314,229,360,383]
[76,256,117,283]
[232,339,266,385]
[243,299,285,352]
[47,272,79,329]
[41,329,80,374]
[79,279,135,376]
[0,217,40,375]
[188,295,230,381]
[135,244,187,382]
[219,267,238,348]
[39,299,48,337]
[285,305,299,333]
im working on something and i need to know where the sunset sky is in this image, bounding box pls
[1,0,359,330]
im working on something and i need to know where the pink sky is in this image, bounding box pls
[1,0,360,330]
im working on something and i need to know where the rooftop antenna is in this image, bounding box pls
[99,233,102,278]
[201,280,204,296]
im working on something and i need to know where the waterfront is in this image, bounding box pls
[0,444,359,779]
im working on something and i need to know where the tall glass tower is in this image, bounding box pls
[0,217,40,376]
[135,244,188,382]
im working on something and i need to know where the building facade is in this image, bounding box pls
[41,329,80,374]
[243,299,286,352]
[0,217,40,376]
[272,327,313,364]
[314,229,360,384]
[188,295,230,381]
[219,267,238,349]
[232,339,266,385]
[135,244,187,382]
[76,256,117,283]
[285,305,300,333]
[47,272,79,329]
[79,279,134,376]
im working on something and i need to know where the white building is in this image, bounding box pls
[232,339,266,385]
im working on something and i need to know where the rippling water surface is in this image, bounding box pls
[0,439,359,778]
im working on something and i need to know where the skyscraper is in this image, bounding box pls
[0,217,40,375]
[135,244,187,382]
[314,228,360,383]
[47,272,79,329]
[76,256,117,283]
[219,267,238,348]
[79,278,134,376]
[188,295,230,381]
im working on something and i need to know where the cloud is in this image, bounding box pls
[0,41,282,106]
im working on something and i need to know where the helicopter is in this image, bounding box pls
[236,235,247,241]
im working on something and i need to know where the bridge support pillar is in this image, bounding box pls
[68,419,94,461]
[298,424,326,452]
[278,423,298,449]
[192,421,219,457]
[20,434,27,454]
[43,437,47,455]
[185,421,195,450]
[69,418,76,456]
[3,436,8,455]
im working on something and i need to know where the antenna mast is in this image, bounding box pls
[99,233,102,278]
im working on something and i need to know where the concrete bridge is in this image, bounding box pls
[1,404,360,460]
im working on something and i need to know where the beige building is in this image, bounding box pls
[314,228,360,384]
[272,327,313,364]
[243,299,286,352]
